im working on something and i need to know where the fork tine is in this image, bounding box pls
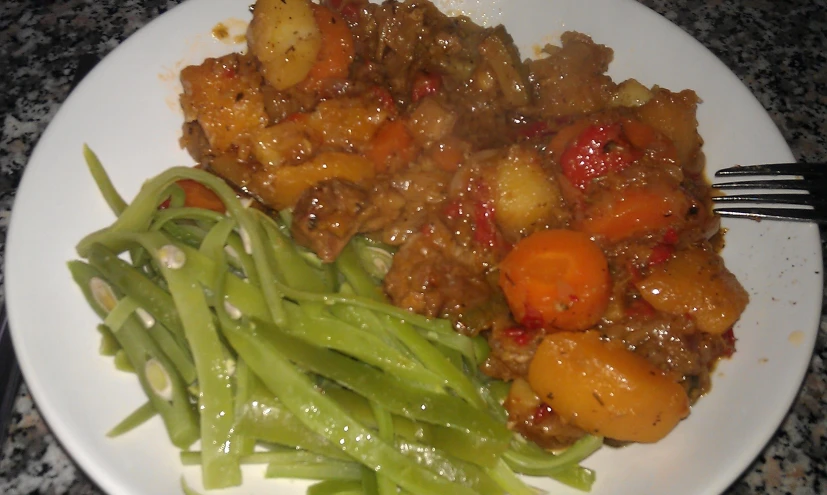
[711,193,822,206]
[711,178,827,190]
[715,163,827,177]
[714,207,827,224]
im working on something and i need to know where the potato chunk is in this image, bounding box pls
[634,88,702,173]
[246,0,322,90]
[528,331,689,443]
[492,146,567,240]
[636,247,749,335]
[180,53,268,158]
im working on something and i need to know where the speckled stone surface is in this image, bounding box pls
[0,0,825,493]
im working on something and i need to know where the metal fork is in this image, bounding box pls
[712,163,827,223]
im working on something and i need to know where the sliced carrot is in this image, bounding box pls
[299,5,355,92]
[365,120,416,172]
[574,184,690,243]
[175,179,226,213]
[498,229,610,331]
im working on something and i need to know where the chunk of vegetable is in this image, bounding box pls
[635,247,749,335]
[252,121,314,168]
[560,123,640,190]
[498,229,610,331]
[174,179,226,213]
[610,79,652,108]
[299,4,355,92]
[573,184,690,243]
[528,331,689,443]
[247,0,322,90]
[267,152,375,210]
[306,97,389,149]
[634,88,702,173]
[407,97,457,144]
[365,120,416,172]
[492,146,566,240]
[179,54,268,158]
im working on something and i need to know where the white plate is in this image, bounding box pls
[6,0,821,494]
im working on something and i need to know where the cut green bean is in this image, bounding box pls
[235,386,351,461]
[282,302,446,394]
[113,350,135,373]
[369,401,397,495]
[103,297,199,449]
[83,144,127,216]
[217,315,482,495]
[86,243,188,345]
[505,434,603,476]
[350,235,395,281]
[116,231,241,489]
[97,324,120,356]
[106,401,157,438]
[248,317,509,449]
[180,450,332,466]
[307,480,364,495]
[265,460,363,481]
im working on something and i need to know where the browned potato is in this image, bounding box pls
[491,146,567,240]
[529,331,690,443]
[634,88,703,173]
[636,247,749,335]
[180,53,268,159]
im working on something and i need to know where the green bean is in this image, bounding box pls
[326,295,409,354]
[118,231,241,489]
[96,324,120,356]
[265,460,363,481]
[349,235,395,281]
[282,302,446,393]
[85,245,196,383]
[485,460,537,495]
[293,247,485,407]
[505,434,603,476]
[235,386,350,460]
[77,166,288,326]
[83,144,127,216]
[216,315,483,495]
[152,207,226,231]
[106,401,157,438]
[321,385,500,468]
[175,244,270,321]
[538,463,595,491]
[394,439,505,495]
[75,158,602,494]
[180,450,334,466]
[380,315,484,408]
[369,401,397,495]
[248,317,509,448]
[255,209,336,294]
[334,242,386,302]
[103,297,199,449]
[85,243,186,344]
[307,480,364,495]
[113,350,135,373]
[232,358,256,457]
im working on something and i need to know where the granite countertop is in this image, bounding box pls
[1,0,825,493]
